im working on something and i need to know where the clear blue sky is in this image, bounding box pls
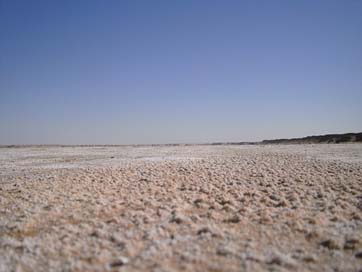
[1,0,361,144]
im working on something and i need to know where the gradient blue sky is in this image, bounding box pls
[1,0,361,144]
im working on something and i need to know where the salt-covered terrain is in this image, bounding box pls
[1,144,362,271]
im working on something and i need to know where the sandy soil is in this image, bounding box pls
[1,144,362,272]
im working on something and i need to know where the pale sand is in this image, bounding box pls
[1,144,362,271]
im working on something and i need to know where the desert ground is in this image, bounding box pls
[1,144,362,272]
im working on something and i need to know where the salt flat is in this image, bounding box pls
[1,144,362,271]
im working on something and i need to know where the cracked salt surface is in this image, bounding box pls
[1,144,362,272]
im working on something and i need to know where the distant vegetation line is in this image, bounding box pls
[261,132,362,144]
[212,132,362,145]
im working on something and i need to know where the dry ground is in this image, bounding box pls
[1,144,362,272]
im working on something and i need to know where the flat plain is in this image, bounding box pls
[1,144,362,272]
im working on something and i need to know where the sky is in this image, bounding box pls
[0,0,361,145]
